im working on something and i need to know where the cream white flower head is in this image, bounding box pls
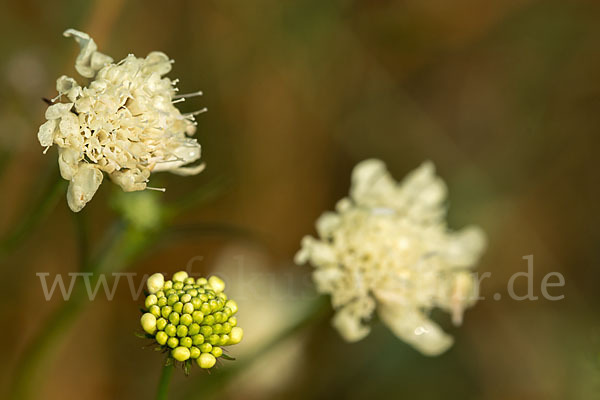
[38,29,206,212]
[295,159,486,356]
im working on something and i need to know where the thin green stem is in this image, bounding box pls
[156,362,175,400]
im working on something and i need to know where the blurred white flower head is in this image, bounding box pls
[38,29,205,212]
[295,159,486,356]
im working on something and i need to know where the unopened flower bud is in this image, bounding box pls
[156,331,168,345]
[167,294,179,306]
[149,305,161,318]
[176,325,188,338]
[208,334,220,345]
[169,312,180,326]
[211,346,223,358]
[192,334,204,346]
[183,303,194,315]
[141,313,157,334]
[203,315,215,326]
[180,337,192,348]
[192,311,204,324]
[147,273,164,294]
[172,346,190,362]
[161,306,172,319]
[180,314,193,326]
[190,347,201,359]
[225,300,238,315]
[200,303,211,315]
[208,276,225,293]
[173,302,184,314]
[197,353,216,369]
[181,294,192,303]
[165,324,177,337]
[156,318,168,331]
[145,294,158,308]
[172,271,188,283]
[229,327,243,345]
[188,323,200,336]
[200,326,212,337]
[199,343,212,353]
[219,335,230,346]
[139,271,243,371]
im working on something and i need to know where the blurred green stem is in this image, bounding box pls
[0,174,66,260]
[164,176,229,218]
[10,177,227,400]
[0,150,12,180]
[10,221,159,400]
[156,362,175,400]
[180,295,329,400]
[73,211,90,267]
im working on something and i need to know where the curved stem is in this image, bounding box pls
[156,362,175,400]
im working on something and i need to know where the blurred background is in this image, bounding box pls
[1,0,600,399]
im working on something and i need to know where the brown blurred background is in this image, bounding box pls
[1,0,600,399]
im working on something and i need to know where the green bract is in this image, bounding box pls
[140,271,243,370]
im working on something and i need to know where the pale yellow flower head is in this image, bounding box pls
[38,29,205,212]
[295,159,486,356]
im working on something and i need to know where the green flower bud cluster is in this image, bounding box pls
[140,271,243,370]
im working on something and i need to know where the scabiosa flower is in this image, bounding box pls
[38,29,206,212]
[295,159,486,356]
[140,271,243,370]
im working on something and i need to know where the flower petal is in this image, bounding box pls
[58,147,82,180]
[63,29,113,78]
[332,304,371,342]
[444,226,487,268]
[143,51,172,76]
[37,120,57,147]
[66,164,103,212]
[45,103,73,120]
[377,303,453,356]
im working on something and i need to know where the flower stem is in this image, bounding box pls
[156,362,175,400]
[0,149,12,180]
[0,172,66,260]
[9,221,158,400]
[178,295,329,399]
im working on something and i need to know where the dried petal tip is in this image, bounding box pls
[38,29,205,212]
[296,159,486,356]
